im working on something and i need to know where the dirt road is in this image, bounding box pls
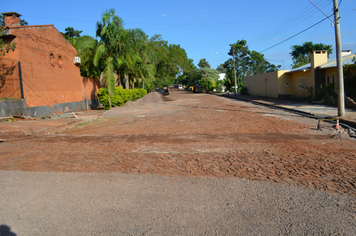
[1,90,355,197]
[1,90,356,235]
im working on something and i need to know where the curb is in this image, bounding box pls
[219,94,356,130]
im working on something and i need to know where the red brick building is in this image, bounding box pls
[0,12,100,117]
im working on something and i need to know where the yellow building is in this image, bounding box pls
[245,50,356,99]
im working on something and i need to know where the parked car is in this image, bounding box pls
[193,84,204,93]
[156,87,169,96]
[178,84,183,90]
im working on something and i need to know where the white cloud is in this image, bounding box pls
[162,14,166,17]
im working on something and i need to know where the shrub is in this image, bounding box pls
[97,88,110,109]
[97,87,147,109]
[240,87,248,95]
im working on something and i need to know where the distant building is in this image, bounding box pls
[0,12,100,117]
[244,50,356,99]
[218,73,226,81]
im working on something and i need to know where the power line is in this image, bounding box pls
[260,14,333,53]
[22,15,96,23]
[21,14,286,26]
[250,0,332,46]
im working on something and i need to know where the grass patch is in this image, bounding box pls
[74,117,103,127]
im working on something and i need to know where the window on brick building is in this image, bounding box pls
[50,53,55,66]
[58,55,62,67]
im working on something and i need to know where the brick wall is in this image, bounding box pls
[1,23,101,116]
[0,57,21,99]
[3,25,101,107]
[82,77,101,101]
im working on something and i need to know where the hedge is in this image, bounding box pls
[97,87,147,109]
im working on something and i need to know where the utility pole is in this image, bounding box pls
[232,45,237,96]
[333,0,345,117]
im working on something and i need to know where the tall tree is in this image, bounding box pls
[216,63,226,73]
[119,28,154,89]
[77,9,125,107]
[290,41,333,68]
[148,34,194,89]
[228,39,280,77]
[61,27,83,47]
[62,27,83,38]
[75,36,100,78]
[198,58,211,69]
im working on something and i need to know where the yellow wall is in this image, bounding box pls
[244,71,279,98]
[277,71,292,95]
[324,68,337,85]
[289,70,315,97]
[311,51,328,68]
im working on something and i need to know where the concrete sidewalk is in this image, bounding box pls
[223,94,356,128]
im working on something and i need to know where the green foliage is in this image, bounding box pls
[148,34,195,89]
[76,9,127,107]
[62,27,83,39]
[216,63,226,73]
[198,58,211,69]
[344,57,356,100]
[214,79,225,92]
[198,78,213,92]
[97,87,147,109]
[240,87,248,95]
[199,68,220,81]
[76,36,101,78]
[61,27,83,47]
[228,40,280,77]
[181,68,219,86]
[74,10,195,91]
[0,37,16,56]
[1,23,17,56]
[290,41,332,68]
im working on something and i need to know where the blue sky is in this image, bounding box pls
[3,0,356,70]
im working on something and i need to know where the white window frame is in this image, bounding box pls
[297,77,307,90]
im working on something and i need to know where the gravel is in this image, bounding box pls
[1,170,355,235]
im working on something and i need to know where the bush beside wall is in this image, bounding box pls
[97,87,147,109]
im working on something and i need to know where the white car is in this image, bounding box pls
[178,85,183,90]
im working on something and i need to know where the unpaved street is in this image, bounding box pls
[1,90,356,235]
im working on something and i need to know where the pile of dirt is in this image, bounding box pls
[124,92,174,108]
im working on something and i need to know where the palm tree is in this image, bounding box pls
[75,36,100,78]
[127,28,155,89]
[77,9,125,107]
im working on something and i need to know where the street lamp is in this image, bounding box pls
[216,52,228,60]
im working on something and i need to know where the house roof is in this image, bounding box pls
[287,63,311,73]
[287,53,356,73]
[318,54,356,69]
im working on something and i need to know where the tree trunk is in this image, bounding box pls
[115,72,121,87]
[132,76,135,89]
[124,71,129,89]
